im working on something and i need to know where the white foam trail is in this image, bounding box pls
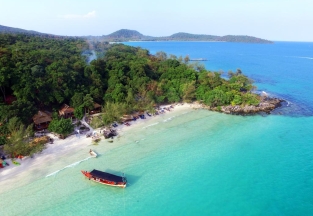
[143,122,159,129]
[299,57,313,60]
[46,157,92,178]
[163,116,176,122]
[290,56,313,60]
[65,161,80,168]
[65,157,91,168]
[45,170,62,177]
[182,112,190,115]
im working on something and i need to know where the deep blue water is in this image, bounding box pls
[124,41,313,116]
[1,41,313,216]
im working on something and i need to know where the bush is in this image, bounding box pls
[90,116,104,129]
[48,118,74,139]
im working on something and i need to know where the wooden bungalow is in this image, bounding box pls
[33,111,52,130]
[89,103,101,115]
[59,104,75,119]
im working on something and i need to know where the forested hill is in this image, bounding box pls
[99,29,273,43]
[0,24,47,35]
[0,24,272,43]
[161,32,220,41]
[0,34,260,138]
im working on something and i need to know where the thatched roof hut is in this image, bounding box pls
[32,111,52,130]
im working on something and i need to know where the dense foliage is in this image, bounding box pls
[48,118,74,139]
[0,33,260,150]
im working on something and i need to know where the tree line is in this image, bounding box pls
[0,33,260,153]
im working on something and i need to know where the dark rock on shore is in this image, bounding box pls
[205,97,284,115]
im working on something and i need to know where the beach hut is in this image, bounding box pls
[88,103,101,114]
[59,104,75,119]
[32,111,52,130]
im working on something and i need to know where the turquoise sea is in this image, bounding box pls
[1,41,313,215]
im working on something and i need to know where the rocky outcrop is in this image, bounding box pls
[203,97,284,115]
[221,97,283,115]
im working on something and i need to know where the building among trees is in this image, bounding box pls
[32,111,52,130]
[59,104,75,119]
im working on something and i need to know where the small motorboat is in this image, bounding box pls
[89,149,98,158]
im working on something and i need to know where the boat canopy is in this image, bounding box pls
[90,169,125,182]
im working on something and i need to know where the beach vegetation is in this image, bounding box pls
[74,105,85,120]
[4,124,44,157]
[48,118,74,139]
[90,115,104,129]
[102,102,128,125]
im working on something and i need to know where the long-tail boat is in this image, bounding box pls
[81,169,127,188]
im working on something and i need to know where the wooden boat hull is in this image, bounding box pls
[81,170,126,188]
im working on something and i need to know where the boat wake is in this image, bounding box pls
[45,170,61,177]
[163,116,176,122]
[143,122,159,129]
[163,111,191,123]
[45,156,92,178]
[298,56,313,60]
[288,56,313,60]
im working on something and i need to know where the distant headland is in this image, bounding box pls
[88,29,273,44]
[0,24,273,44]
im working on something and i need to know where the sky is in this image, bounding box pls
[0,0,312,41]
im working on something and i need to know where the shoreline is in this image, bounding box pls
[0,98,284,193]
[0,103,198,193]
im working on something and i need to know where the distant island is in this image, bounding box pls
[94,29,273,44]
[0,24,273,44]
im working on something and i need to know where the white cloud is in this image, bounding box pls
[83,11,96,18]
[59,11,96,20]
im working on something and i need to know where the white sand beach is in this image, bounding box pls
[0,103,201,193]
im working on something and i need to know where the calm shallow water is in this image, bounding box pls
[1,42,313,215]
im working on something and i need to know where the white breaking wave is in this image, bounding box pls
[286,100,292,106]
[46,157,92,177]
